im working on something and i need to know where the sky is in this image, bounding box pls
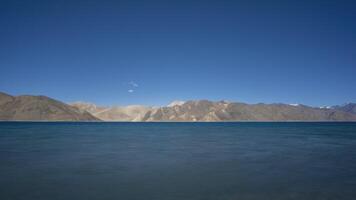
[0,0,355,106]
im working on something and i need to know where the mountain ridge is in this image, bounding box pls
[1,91,355,121]
[72,99,356,122]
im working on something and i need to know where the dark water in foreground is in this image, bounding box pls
[0,122,356,200]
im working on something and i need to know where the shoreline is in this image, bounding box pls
[1,120,356,123]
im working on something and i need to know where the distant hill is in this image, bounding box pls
[0,92,99,121]
[71,102,107,114]
[71,102,152,121]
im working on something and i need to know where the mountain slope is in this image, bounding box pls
[332,103,356,115]
[0,92,99,121]
[167,100,185,107]
[97,106,151,121]
[71,102,107,114]
[71,102,151,121]
[74,100,356,122]
[5,90,354,122]
[142,100,356,121]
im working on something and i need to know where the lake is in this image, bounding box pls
[0,122,356,200]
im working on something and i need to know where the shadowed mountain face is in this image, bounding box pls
[71,102,107,115]
[0,92,99,121]
[332,103,356,115]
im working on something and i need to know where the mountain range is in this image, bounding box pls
[72,100,356,122]
[1,92,356,121]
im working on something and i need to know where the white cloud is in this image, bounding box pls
[128,81,138,87]
[126,81,138,93]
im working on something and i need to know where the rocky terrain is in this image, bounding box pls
[0,92,99,121]
[71,102,152,121]
[141,100,356,121]
[73,100,356,122]
[332,103,356,115]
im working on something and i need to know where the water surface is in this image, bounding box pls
[1,122,356,200]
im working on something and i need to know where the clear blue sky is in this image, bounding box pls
[0,0,355,106]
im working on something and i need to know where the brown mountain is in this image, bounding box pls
[142,100,356,121]
[2,91,355,122]
[73,99,356,121]
[332,103,356,115]
[71,102,107,114]
[0,92,99,121]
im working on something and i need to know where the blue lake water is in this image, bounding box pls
[0,122,356,200]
